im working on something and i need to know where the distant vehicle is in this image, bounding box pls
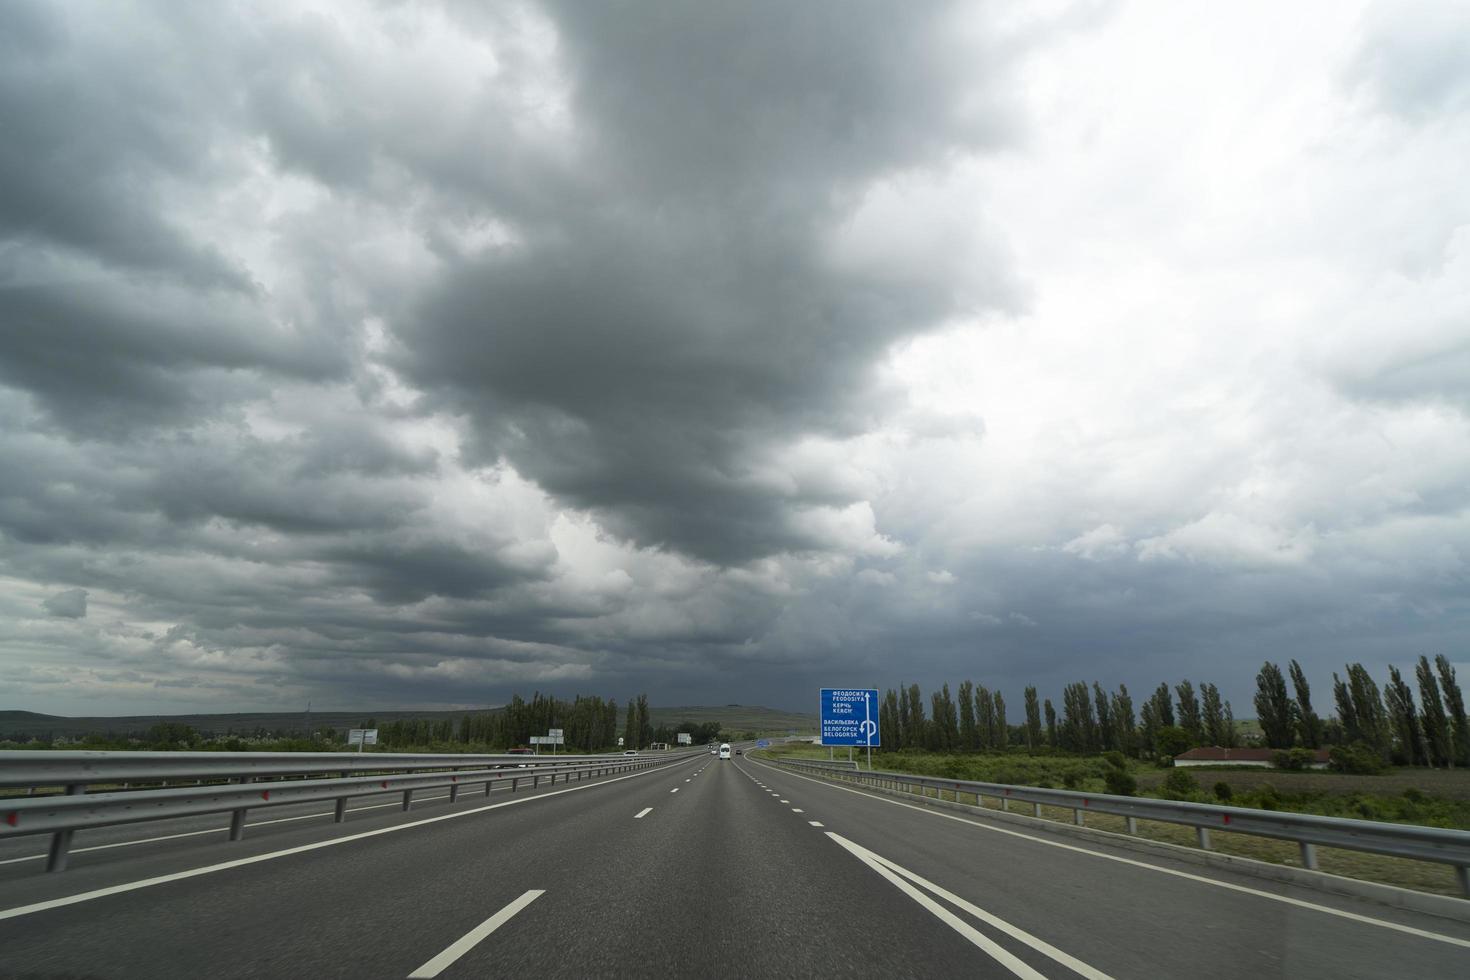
[709,747,717,755]
[718,743,731,759]
[623,750,638,756]
[735,749,742,755]
[506,747,534,754]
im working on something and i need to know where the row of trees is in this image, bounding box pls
[1252,655,1468,767]
[877,677,1235,759]
[373,692,727,752]
[374,692,622,751]
[876,654,1469,768]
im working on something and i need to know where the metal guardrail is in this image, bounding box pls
[0,750,651,787]
[767,756,1470,898]
[0,750,701,872]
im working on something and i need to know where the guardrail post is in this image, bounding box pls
[1300,841,1318,870]
[1001,797,1009,812]
[44,784,85,872]
[1457,865,1470,899]
[1126,816,1137,835]
[1074,809,1085,826]
[485,778,493,797]
[401,789,413,811]
[533,774,539,789]
[511,776,518,792]
[1197,827,1211,850]
[46,827,74,872]
[334,797,348,823]
[229,807,247,841]
[1033,802,1042,818]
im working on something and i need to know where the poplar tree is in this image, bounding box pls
[1289,660,1322,748]
[958,680,977,750]
[1093,682,1114,752]
[1416,656,1452,768]
[1111,684,1138,756]
[1254,661,1295,749]
[1436,655,1469,766]
[1023,686,1042,750]
[976,685,994,750]
[991,690,1008,749]
[1175,680,1203,745]
[1201,682,1225,746]
[1384,666,1425,766]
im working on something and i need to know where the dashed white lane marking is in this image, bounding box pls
[750,757,1470,951]
[407,889,545,978]
[830,833,1111,980]
[780,799,790,803]
[634,808,653,819]
[0,760,687,923]
[792,809,804,813]
[670,788,679,794]
[808,821,824,827]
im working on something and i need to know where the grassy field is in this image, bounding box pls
[758,743,1470,896]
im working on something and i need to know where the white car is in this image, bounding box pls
[718,743,731,759]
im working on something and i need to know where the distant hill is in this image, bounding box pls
[0,703,817,740]
[648,705,815,734]
[0,708,490,740]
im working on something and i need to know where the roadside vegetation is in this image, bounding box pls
[0,692,750,756]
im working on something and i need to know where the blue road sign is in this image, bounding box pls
[819,688,881,746]
[756,739,771,748]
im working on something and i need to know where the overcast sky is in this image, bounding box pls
[3,1,1468,717]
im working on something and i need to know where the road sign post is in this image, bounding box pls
[347,729,378,753]
[819,688,880,769]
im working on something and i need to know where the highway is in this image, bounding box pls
[2,750,1469,978]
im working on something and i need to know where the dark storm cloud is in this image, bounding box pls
[42,588,87,619]
[4,0,1463,720]
[392,0,1024,563]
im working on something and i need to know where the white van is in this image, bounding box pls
[718,743,731,760]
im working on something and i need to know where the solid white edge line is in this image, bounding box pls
[835,833,1113,980]
[750,757,1470,950]
[634,807,653,819]
[827,834,1045,980]
[407,889,544,978]
[0,759,695,922]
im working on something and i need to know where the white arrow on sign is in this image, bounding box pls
[859,719,878,738]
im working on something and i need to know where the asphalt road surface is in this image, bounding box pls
[2,751,1469,978]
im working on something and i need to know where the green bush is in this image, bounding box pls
[1160,767,1199,799]
[1103,769,1137,796]
[1213,781,1233,802]
[1255,783,1279,810]
[1101,751,1127,771]
[1154,726,1193,760]
[1328,742,1386,775]
[1061,770,1084,790]
[1273,747,1318,771]
[1403,787,1426,803]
